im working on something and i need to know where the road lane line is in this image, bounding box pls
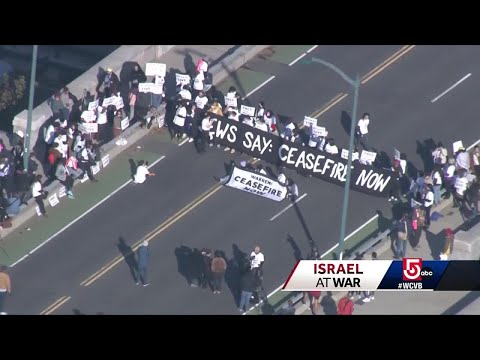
[431,73,472,103]
[269,194,308,221]
[178,138,190,146]
[81,185,224,286]
[10,156,167,268]
[288,53,308,66]
[40,296,71,315]
[361,45,411,81]
[242,76,276,100]
[361,45,416,84]
[310,93,349,121]
[306,45,319,53]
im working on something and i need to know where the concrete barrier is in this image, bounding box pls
[450,224,480,260]
[3,45,270,239]
[12,45,175,148]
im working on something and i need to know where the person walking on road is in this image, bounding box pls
[395,213,410,259]
[337,292,355,315]
[0,265,12,315]
[211,251,227,294]
[135,241,150,286]
[355,113,370,150]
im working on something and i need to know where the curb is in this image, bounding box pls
[2,45,271,241]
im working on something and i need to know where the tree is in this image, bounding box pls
[0,73,26,111]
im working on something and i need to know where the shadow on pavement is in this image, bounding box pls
[292,199,315,247]
[128,159,137,179]
[441,291,480,315]
[286,233,303,262]
[117,236,138,284]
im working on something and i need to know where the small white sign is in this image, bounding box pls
[394,147,401,160]
[360,150,377,164]
[91,162,100,175]
[224,96,237,108]
[453,140,464,153]
[240,105,255,117]
[35,205,42,216]
[79,122,98,134]
[139,83,154,93]
[121,117,130,131]
[176,73,191,85]
[80,174,89,183]
[146,63,166,77]
[58,186,67,198]
[312,125,327,138]
[48,194,59,207]
[341,149,359,161]
[101,154,110,168]
[303,116,317,128]
[88,99,99,111]
[114,96,124,110]
[102,96,116,107]
[157,115,165,128]
[154,75,165,86]
[81,110,96,122]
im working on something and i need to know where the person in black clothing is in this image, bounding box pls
[200,248,213,289]
[320,291,337,315]
[189,248,206,288]
[238,269,259,312]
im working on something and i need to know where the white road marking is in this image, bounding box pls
[288,53,308,66]
[269,194,308,221]
[431,73,472,103]
[178,138,190,147]
[306,45,319,53]
[242,76,276,100]
[9,156,167,268]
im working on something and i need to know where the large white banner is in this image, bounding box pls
[225,166,287,202]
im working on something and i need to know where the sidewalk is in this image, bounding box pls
[297,200,479,315]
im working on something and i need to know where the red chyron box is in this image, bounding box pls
[402,258,423,281]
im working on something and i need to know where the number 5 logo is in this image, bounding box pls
[402,258,422,281]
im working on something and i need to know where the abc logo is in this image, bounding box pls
[402,258,434,281]
[421,267,434,278]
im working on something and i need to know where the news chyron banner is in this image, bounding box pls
[282,259,480,291]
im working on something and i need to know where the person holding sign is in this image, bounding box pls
[200,116,215,152]
[96,105,108,144]
[192,70,205,96]
[281,119,297,142]
[78,143,99,183]
[264,110,278,134]
[355,113,370,150]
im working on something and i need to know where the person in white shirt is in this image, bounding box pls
[256,101,265,118]
[454,170,469,208]
[281,119,296,142]
[432,142,448,166]
[277,169,287,186]
[324,139,339,155]
[78,144,99,183]
[32,174,47,217]
[96,105,108,143]
[355,113,370,150]
[423,184,434,228]
[179,85,192,102]
[193,71,205,95]
[226,86,238,99]
[53,133,69,158]
[250,246,265,278]
[455,148,470,171]
[472,145,480,180]
[44,120,60,145]
[443,157,456,199]
[194,91,208,111]
[263,110,277,134]
[173,102,187,139]
[200,116,215,151]
[431,165,443,205]
[134,160,155,184]
[73,133,86,155]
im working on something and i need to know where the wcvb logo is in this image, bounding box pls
[402,258,423,281]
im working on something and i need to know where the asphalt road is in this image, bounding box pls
[7,45,480,315]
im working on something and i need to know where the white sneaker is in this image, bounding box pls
[369,296,375,300]
[362,297,370,303]
[224,147,230,152]
[116,138,123,146]
[209,143,213,147]
[121,138,128,145]
[217,144,221,148]
[230,149,235,154]
[188,138,194,143]
[182,134,187,138]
